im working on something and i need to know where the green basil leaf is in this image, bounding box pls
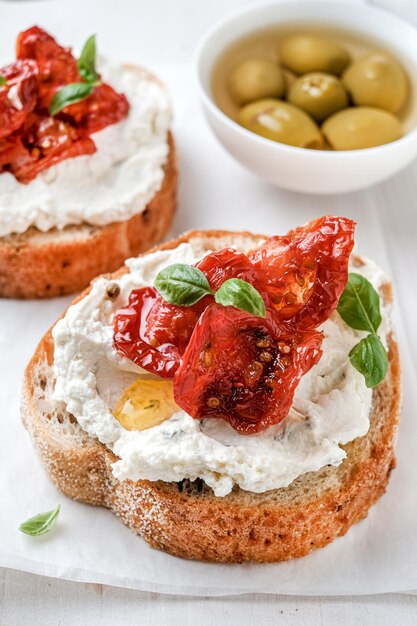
[154,263,214,306]
[19,505,61,536]
[337,272,382,333]
[78,34,98,82]
[49,82,95,116]
[0,76,7,86]
[215,278,266,318]
[349,334,388,388]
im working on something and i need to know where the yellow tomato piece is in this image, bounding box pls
[113,379,178,431]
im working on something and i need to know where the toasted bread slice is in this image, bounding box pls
[0,64,177,299]
[21,231,401,563]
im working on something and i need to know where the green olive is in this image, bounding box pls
[287,72,348,121]
[342,51,408,113]
[279,35,350,75]
[227,58,286,105]
[322,107,402,150]
[238,98,323,148]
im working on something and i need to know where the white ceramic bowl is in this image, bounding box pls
[195,1,417,194]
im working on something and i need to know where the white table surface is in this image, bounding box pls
[1,568,417,626]
[1,0,417,622]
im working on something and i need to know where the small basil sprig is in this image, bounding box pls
[155,264,214,306]
[215,278,266,318]
[154,264,266,318]
[19,505,60,536]
[50,82,96,115]
[337,273,388,388]
[77,34,98,82]
[349,334,388,388]
[49,34,100,116]
[0,76,7,86]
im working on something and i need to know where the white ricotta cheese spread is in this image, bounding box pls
[52,236,391,497]
[0,60,171,237]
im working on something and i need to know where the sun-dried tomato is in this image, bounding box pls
[0,60,38,138]
[114,218,355,434]
[173,304,323,433]
[10,113,95,183]
[62,83,129,135]
[113,287,181,379]
[248,216,355,328]
[16,26,80,110]
[0,134,30,171]
[143,248,271,354]
[0,26,129,182]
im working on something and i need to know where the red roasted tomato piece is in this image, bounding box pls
[1,26,130,181]
[196,247,265,291]
[10,113,95,183]
[144,296,209,356]
[173,304,323,434]
[63,83,130,135]
[16,26,80,110]
[248,216,355,329]
[144,248,270,355]
[114,287,181,379]
[0,60,38,138]
[0,134,30,171]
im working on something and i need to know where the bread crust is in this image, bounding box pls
[0,125,177,299]
[21,231,402,563]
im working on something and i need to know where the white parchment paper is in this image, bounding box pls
[0,0,416,596]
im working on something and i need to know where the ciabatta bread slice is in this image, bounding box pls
[0,66,177,299]
[21,231,401,563]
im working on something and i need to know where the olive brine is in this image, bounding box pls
[212,29,409,150]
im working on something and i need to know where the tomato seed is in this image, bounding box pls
[202,350,213,368]
[285,293,296,305]
[259,351,273,362]
[255,337,271,348]
[243,361,263,387]
[278,342,291,354]
[207,396,220,408]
